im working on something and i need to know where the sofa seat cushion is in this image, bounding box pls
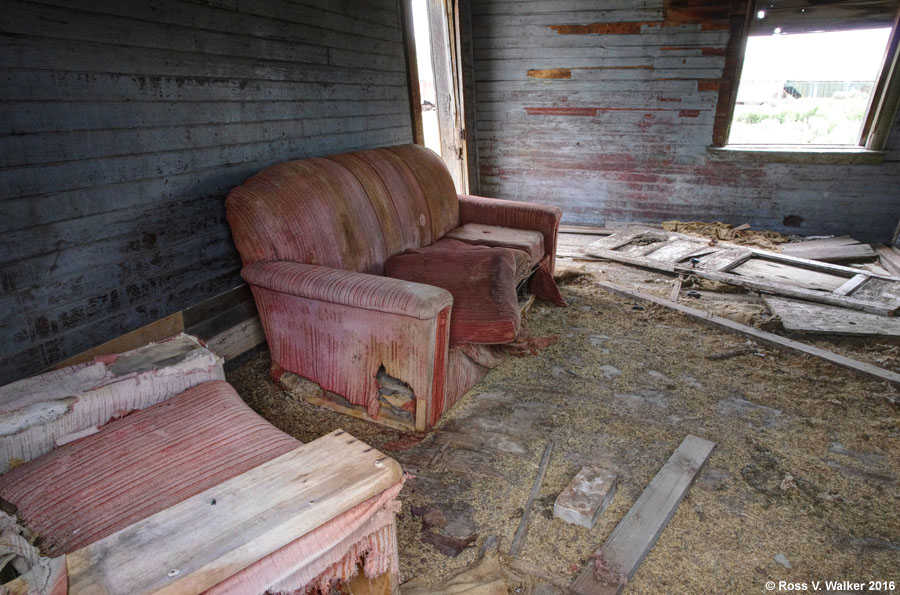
[0,380,299,557]
[385,239,523,344]
[444,223,544,265]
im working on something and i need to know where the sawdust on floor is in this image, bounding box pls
[228,266,900,594]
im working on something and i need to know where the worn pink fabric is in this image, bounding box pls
[445,223,545,264]
[385,239,525,345]
[0,381,299,557]
[226,145,565,429]
[2,381,406,594]
[458,193,565,305]
[207,482,404,595]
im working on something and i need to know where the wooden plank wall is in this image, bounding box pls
[466,0,900,242]
[0,0,413,385]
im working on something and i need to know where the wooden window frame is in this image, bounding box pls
[711,0,900,160]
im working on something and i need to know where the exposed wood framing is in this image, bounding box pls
[66,430,403,594]
[571,435,715,595]
[401,0,425,145]
[594,280,900,387]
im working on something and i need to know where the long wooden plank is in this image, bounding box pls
[66,430,403,595]
[509,441,554,556]
[833,274,869,296]
[594,281,900,387]
[764,296,900,337]
[571,435,715,595]
[780,237,877,263]
[671,268,898,316]
[730,259,848,291]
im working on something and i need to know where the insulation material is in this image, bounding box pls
[207,482,404,595]
[0,333,223,472]
[402,542,532,595]
[0,381,298,557]
[386,240,523,345]
[0,511,67,595]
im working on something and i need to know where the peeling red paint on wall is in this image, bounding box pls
[657,96,682,102]
[549,22,645,35]
[698,79,720,92]
[527,69,572,79]
[525,107,598,117]
[678,109,701,117]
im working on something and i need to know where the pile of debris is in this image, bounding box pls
[557,223,900,387]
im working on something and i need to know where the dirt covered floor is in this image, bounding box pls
[229,257,900,594]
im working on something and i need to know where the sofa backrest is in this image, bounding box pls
[226,144,459,275]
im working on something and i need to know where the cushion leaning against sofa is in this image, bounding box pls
[385,239,528,344]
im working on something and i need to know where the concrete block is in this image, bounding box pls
[553,465,617,529]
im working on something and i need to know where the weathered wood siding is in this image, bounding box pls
[0,0,412,384]
[468,0,900,242]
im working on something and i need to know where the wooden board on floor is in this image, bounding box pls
[874,244,900,277]
[66,430,403,595]
[571,435,715,595]
[730,259,849,291]
[594,280,900,387]
[780,236,877,263]
[583,229,900,316]
[764,296,900,337]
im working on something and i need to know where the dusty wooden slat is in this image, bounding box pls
[583,246,678,272]
[780,237,877,263]
[764,296,900,337]
[66,430,403,595]
[205,315,266,362]
[671,268,898,316]
[50,312,184,370]
[745,249,891,279]
[571,435,715,595]
[834,274,869,296]
[668,277,682,302]
[594,280,900,387]
[584,235,897,315]
[874,244,900,277]
[509,441,554,557]
[729,259,848,292]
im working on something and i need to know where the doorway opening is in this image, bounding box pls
[409,0,467,192]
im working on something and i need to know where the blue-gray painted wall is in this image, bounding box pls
[0,0,413,384]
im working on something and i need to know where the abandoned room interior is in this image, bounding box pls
[1,0,900,593]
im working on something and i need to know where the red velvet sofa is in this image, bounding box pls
[226,144,563,432]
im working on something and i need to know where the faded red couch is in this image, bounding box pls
[227,144,563,432]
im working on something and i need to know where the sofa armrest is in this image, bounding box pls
[242,261,453,320]
[457,194,562,272]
